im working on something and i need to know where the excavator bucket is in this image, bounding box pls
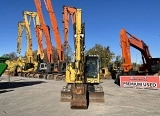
[70,84,88,109]
[61,85,72,102]
[88,85,104,102]
[89,91,104,102]
[71,94,88,109]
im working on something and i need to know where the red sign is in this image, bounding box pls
[120,76,160,89]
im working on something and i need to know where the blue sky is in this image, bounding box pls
[0,0,160,64]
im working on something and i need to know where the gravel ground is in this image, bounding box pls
[0,75,160,116]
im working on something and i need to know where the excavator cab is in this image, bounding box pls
[151,58,160,73]
[85,55,100,83]
[39,62,57,73]
[85,55,104,103]
[61,55,104,108]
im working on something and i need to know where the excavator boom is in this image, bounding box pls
[120,29,158,73]
[17,21,25,54]
[23,11,34,63]
[117,29,160,87]
[62,6,76,48]
[34,0,53,63]
[24,11,45,61]
[44,0,64,61]
[17,19,33,63]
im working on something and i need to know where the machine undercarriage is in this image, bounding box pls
[61,83,104,109]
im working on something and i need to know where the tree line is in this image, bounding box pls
[2,44,139,70]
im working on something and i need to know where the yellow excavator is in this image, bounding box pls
[5,57,26,76]
[60,6,104,109]
[17,11,39,76]
[6,11,42,76]
[5,20,30,76]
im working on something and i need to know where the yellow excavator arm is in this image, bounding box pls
[23,11,33,63]
[17,12,33,63]
[17,21,25,54]
[23,11,44,61]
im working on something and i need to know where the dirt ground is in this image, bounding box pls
[0,75,160,116]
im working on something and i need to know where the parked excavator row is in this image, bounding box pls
[11,0,66,80]
[5,11,37,77]
[31,0,66,80]
[20,0,65,79]
[115,29,160,84]
[60,6,104,109]
[17,10,48,78]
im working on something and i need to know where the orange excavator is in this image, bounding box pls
[34,0,65,79]
[34,0,53,63]
[43,0,64,62]
[115,29,160,84]
[43,0,68,74]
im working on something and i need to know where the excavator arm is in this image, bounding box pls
[17,20,33,63]
[62,6,77,48]
[23,11,44,61]
[34,0,53,63]
[17,21,25,54]
[43,0,64,61]
[120,29,152,73]
[23,11,34,63]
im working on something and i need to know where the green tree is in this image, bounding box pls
[2,52,18,60]
[85,44,115,68]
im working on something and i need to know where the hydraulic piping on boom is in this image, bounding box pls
[60,6,104,109]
